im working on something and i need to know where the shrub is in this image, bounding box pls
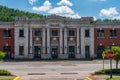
[0,69,11,76]
[95,69,120,75]
[0,51,6,61]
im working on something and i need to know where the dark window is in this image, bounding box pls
[97,30,104,37]
[85,29,90,37]
[19,46,24,55]
[68,30,75,36]
[19,29,24,37]
[34,30,41,36]
[4,30,11,37]
[110,30,117,37]
[51,30,58,36]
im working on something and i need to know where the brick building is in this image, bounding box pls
[0,15,120,59]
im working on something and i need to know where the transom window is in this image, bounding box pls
[97,30,104,37]
[68,30,75,36]
[110,29,117,37]
[51,30,58,36]
[34,30,41,36]
[4,29,11,37]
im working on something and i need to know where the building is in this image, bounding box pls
[0,15,120,59]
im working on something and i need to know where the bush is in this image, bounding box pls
[0,69,11,76]
[0,51,6,61]
[95,69,120,75]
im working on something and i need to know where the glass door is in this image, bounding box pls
[34,46,41,59]
[68,46,75,59]
[51,46,58,59]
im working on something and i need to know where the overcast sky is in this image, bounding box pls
[0,0,120,19]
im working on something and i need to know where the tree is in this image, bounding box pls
[111,46,120,69]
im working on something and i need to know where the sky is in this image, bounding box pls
[0,0,120,20]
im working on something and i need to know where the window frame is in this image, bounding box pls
[19,29,24,37]
[4,29,11,37]
[85,29,90,37]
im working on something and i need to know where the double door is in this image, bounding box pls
[51,46,58,59]
[34,46,41,59]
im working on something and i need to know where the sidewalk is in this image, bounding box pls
[88,74,120,80]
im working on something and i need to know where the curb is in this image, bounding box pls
[87,74,96,80]
[13,76,21,80]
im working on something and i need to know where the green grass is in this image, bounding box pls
[106,77,120,80]
[0,78,13,80]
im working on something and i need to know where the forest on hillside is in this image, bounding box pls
[0,5,43,22]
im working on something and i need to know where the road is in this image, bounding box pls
[0,60,119,80]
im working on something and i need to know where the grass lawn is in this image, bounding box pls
[106,77,120,80]
[0,78,13,80]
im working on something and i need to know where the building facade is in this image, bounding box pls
[0,15,120,59]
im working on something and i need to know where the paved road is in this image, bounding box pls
[0,60,119,80]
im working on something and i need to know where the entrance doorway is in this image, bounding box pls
[68,46,75,59]
[34,46,41,59]
[97,45,104,59]
[85,46,90,58]
[3,46,11,59]
[51,46,58,59]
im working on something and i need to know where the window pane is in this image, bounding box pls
[85,29,90,37]
[97,30,104,37]
[68,30,75,36]
[4,30,11,37]
[34,30,41,36]
[19,29,24,37]
[52,30,58,36]
[110,30,117,37]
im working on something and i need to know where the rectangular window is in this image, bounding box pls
[51,30,58,36]
[19,46,24,55]
[19,29,24,37]
[110,30,117,37]
[4,30,11,37]
[97,30,104,37]
[68,30,75,36]
[85,29,90,37]
[34,30,41,36]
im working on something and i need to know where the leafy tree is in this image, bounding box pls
[111,46,120,69]
[105,46,120,69]
[0,5,43,22]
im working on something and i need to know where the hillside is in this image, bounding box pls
[0,5,43,22]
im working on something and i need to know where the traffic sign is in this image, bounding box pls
[108,51,115,59]
[102,51,106,59]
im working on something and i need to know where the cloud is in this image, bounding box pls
[32,0,51,12]
[99,7,119,17]
[57,0,73,6]
[29,0,38,5]
[112,16,120,20]
[32,0,81,18]
[48,6,74,15]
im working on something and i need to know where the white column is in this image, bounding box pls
[30,27,32,54]
[47,28,50,54]
[60,28,63,54]
[42,28,46,54]
[64,28,67,54]
[77,28,80,54]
